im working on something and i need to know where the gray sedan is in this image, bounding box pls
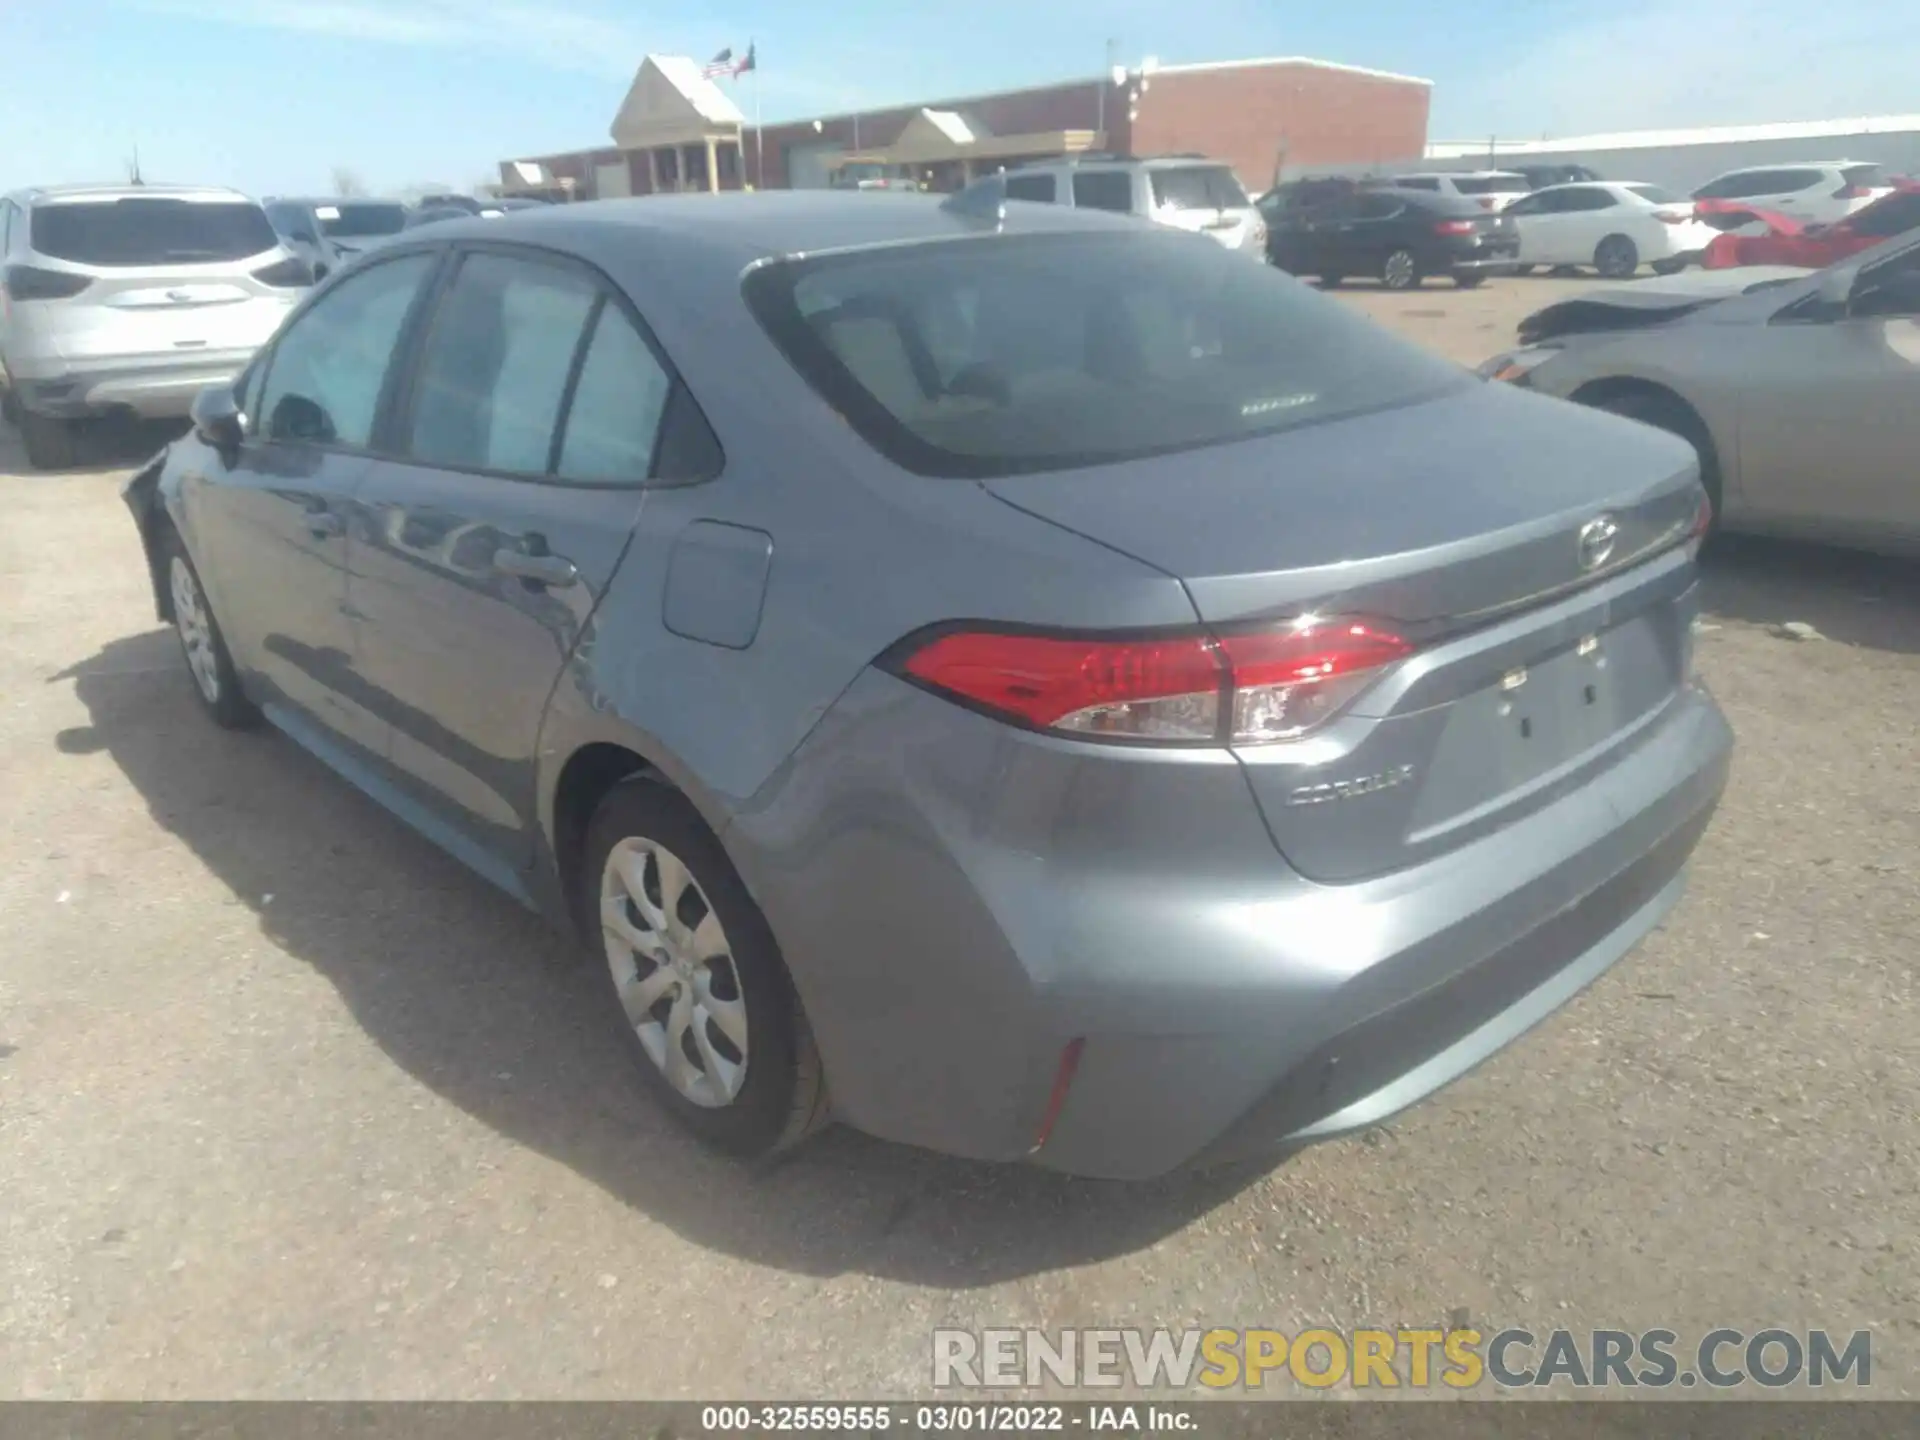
[123,193,1731,1180]
[1481,232,1920,553]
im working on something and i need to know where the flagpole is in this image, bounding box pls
[752,41,764,190]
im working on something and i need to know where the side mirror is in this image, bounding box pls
[1816,268,1855,311]
[190,383,244,451]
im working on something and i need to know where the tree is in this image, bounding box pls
[330,168,368,197]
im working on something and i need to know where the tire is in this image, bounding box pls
[1512,264,1536,277]
[583,777,829,1160]
[1650,257,1685,276]
[1453,273,1486,289]
[1594,234,1640,279]
[162,529,260,728]
[19,410,78,470]
[1594,389,1723,528]
[1381,248,1420,290]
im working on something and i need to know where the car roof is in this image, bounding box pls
[1709,161,1864,175]
[1399,170,1528,182]
[1367,186,1484,212]
[414,191,1155,269]
[11,182,255,205]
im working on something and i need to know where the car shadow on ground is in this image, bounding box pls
[1,414,186,472]
[53,629,1264,1287]
[1699,533,1920,655]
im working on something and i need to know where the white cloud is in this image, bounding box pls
[1449,0,1919,139]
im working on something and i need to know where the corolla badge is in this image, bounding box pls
[1286,764,1416,807]
[1577,514,1619,572]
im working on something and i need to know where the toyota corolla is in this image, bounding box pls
[123,192,1732,1179]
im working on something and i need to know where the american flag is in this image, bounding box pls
[701,43,756,79]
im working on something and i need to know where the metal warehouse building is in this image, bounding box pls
[500,53,1432,201]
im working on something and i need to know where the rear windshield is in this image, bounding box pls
[1151,166,1251,211]
[316,202,408,238]
[1454,175,1530,195]
[30,197,279,267]
[744,231,1468,478]
[1624,184,1683,204]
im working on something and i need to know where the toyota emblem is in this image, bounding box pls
[1577,515,1619,572]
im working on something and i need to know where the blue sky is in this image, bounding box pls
[1,0,1913,198]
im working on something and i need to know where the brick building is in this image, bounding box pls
[501,54,1431,201]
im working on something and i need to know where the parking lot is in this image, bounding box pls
[2,275,1916,1400]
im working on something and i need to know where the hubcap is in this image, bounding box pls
[169,556,220,704]
[600,837,748,1108]
[1385,251,1414,286]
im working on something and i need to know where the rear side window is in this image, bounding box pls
[744,230,1467,479]
[1004,173,1057,204]
[1072,171,1135,213]
[406,253,596,475]
[30,197,279,267]
[556,305,671,484]
[1454,175,1527,195]
[1151,166,1249,211]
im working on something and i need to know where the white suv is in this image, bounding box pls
[0,184,310,469]
[1690,161,1894,225]
[984,155,1267,258]
[1388,171,1534,211]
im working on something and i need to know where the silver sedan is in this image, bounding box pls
[1481,232,1920,553]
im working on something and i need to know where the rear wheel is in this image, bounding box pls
[1593,389,1723,528]
[1381,248,1420,290]
[19,410,78,470]
[584,778,829,1160]
[1594,234,1640,279]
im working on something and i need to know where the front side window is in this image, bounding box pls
[745,230,1468,478]
[1072,171,1134,213]
[556,305,672,484]
[256,253,434,446]
[405,252,597,474]
[1563,188,1618,212]
[30,196,280,267]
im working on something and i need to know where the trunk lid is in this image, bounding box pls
[985,381,1704,882]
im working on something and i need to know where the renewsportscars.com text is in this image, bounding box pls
[932,1326,1872,1391]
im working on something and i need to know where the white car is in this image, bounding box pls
[1691,161,1893,226]
[1502,182,1720,278]
[1388,171,1533,212]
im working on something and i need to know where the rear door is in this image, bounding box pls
[346,244,676,870]
[25,195,300,361]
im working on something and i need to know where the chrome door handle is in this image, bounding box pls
[493,547,578,588]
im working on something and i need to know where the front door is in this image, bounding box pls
[346,246,677,871]
[183,250,439,755]
[1738,246,1920,540]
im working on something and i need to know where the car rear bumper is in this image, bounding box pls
[9,351,256,419]
[727,649,1733,1180]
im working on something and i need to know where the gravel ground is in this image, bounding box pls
[1,276,1915,1400]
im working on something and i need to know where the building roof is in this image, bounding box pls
[1427,113,1920,159]
[608,54,746,150]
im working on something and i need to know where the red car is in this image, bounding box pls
[1701,184,1920,269]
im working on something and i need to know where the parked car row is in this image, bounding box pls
[0,182,554,468]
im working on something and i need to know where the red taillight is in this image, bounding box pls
[896,618,1413,745]
[1433,219,1475,236]
[3,264,91,301]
